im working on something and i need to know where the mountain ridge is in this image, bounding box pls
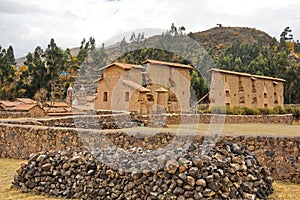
[16,26,277,66]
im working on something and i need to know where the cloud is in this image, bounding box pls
[0,0,300,58]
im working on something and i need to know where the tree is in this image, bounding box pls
[77,37,96,64]
[34,88,47,108]
[0,45,16,100]
[190,70,208,101]
[24,46,47,98]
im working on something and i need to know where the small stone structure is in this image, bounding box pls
[12,143,273,199]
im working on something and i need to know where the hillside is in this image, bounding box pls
[190,26,274,57]
[16,26,276,66]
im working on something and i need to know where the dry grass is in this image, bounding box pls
[269,180,300,200]
[1,158,300,199]
[0,158,62,200]
[121,123,300,138]
[164,123,300,136]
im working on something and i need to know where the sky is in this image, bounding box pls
[1,0,300,58]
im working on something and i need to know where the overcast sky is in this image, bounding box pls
[1,0,300,58]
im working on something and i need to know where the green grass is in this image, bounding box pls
[1,157,300,200]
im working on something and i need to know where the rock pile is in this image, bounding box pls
[12,143,273,199]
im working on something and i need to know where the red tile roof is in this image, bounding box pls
[101,62,144,70]
[208,68,286,82]
[122,80,150,92]
[45,102,69,107]
[9,104,37,111]
[0,100,19,107]
[14,98,36,104]
[142,59,193,69]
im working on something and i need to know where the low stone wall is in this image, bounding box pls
[0,111,30,118]
[37,113,137,129]
[0,123,299,183]
[163,114,293,125]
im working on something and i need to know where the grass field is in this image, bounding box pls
[1,158,300,200]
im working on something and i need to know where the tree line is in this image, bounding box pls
[0,37,108,102]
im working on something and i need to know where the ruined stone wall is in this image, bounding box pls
[0,123,299,183]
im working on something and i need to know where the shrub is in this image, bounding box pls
[232,106,246,115]
[257,108,273,115]
[211,106,227,114]
[243,107,259,115]
[285,106,300,119]
[203,105,297,116]
[233,31,239,36]
[273,106,285,114]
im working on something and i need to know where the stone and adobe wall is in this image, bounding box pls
[0,122,299,184]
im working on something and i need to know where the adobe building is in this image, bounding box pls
[94,60,193,114]
[142,59,193,113]
[94,62,148,114]
[208,68,285,109]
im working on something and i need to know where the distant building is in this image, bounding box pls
[77,85,87,105]
[66,85,92,107]
[0,102,45,118]
[94,60,193,114]
[12,104,45,118]
[208,68,285,109]
[66,86,73,106]
[44,101,71,116]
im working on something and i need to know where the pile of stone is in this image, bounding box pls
[12,143,273,199]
